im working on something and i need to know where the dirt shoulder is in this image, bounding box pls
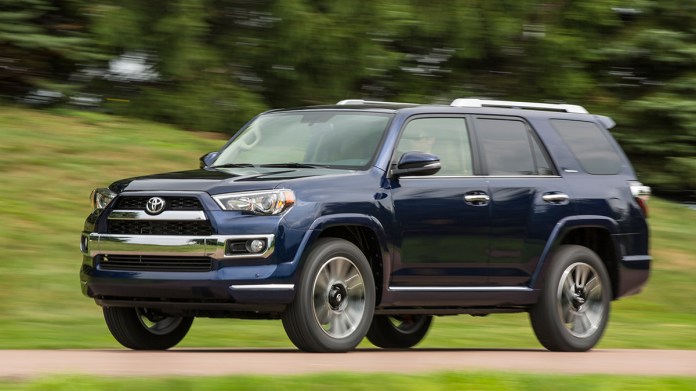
[1,349,695,378]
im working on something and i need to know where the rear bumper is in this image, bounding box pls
[617,255,651,298]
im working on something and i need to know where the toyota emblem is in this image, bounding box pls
[145,197,166,215]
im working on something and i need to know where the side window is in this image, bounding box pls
[551,119,622,175]
[475,118,554,176]
[395,117,473,176]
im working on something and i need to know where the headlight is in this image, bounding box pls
[213,190,295,215]
[90,188,117,209]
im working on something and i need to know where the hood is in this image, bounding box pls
[110,167,355,194]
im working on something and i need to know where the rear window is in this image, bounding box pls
[551,119,622,175]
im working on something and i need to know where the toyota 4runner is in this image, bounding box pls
[80,98,651,352]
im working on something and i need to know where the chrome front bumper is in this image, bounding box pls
[81,233,275,260]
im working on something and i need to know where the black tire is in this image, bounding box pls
[366,315,432,349]
[529,245,612,352]
[103,307,193,350]
[282,238,376,352]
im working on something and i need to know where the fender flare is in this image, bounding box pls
[529,215,621,290]
[274,213,391,282]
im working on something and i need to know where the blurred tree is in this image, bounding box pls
[88,0,265,131]
[0,0,97,98]
[1,0,694,195]
[243,0,398,106]
[588,1,696,196]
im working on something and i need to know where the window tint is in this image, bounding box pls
[215,112,392,168]
[551,119,622,175]
[395,117,473,176]
[475,118,553,175]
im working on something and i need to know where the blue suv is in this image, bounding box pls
[80,98,651,352]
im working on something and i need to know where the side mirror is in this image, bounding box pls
[199,152,219,168]
[391,152,441,177]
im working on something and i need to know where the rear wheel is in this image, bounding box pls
[103,307,193,350]
[282,238,375,352]
[366,315,432,349]
[529,245,611,352]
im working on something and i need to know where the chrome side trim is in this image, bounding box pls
[388,286,533,292]
[399,175,562,179]
[88,233,275,259]
[229,284,295,291]
[108,210,207,221]
[622,255,652,262]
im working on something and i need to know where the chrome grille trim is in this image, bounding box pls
[108,210,207,221]
[88,233,275,259]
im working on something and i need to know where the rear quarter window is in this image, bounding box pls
[550,119,622,175]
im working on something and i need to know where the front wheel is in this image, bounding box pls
[282,238,376,352]
[103,307,193,350]
[529,245,611,352]
[366,315,432,349]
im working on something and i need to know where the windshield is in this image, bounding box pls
[213,111,393,169]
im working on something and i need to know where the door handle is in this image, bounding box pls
[542,193,569,203]
[464,193,490,205]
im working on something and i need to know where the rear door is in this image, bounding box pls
[472,116,573,287]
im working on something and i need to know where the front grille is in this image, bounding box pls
[116,196,203,211]
[98,255,213,272]
[108,220,213,236]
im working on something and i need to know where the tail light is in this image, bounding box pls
[629,181,651,217]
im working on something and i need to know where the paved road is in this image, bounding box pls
[1,349,695,378]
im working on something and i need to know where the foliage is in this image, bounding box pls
[1,0,695,194]
[0,0,98,97]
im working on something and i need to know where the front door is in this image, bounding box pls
[389,116,491,287]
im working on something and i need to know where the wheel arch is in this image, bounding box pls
[294,214,391,306]
[530,216,622,299]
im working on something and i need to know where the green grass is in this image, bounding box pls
[0,105,695,350]
[2,372,696,391]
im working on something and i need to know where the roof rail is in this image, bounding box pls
[450,98,588,114]
[336,99,418,106]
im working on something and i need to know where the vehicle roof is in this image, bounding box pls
[265,103,604,123]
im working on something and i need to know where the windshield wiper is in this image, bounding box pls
[260,163,329,169]
[210,163,256,168]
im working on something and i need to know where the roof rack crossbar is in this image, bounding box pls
[450,98,588,114]
[336,99,418,106]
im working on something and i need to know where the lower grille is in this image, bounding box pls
[107,220,213,236]
[98,255,213,272]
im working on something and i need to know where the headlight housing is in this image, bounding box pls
[213,190,295,215]
[90,187,117,210]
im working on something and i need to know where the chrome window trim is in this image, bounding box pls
[388,286,533,292]
[399,175,562,179]
[229,284,294,291]
[87,233,275,259]
[108,210,208,221]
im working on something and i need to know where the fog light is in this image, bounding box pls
[80,235,89,254]
[246,239,266,253]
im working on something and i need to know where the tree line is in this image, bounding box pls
[1,0,694,197]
